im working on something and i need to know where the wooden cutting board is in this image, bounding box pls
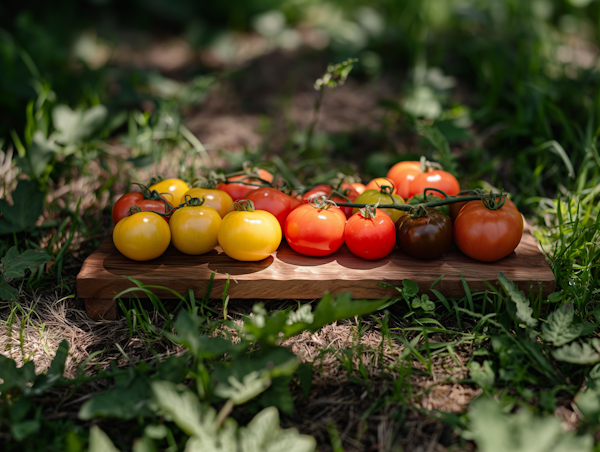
[77,226,555,320]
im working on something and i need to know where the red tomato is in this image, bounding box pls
[351,182,366,195]
[409,170,460,198]
[284,203,346,257]
[112,192,171,225]
[244,188,302,231]
[341,183,360,198]
[365,177,397,194]
[453,198,523,262]
[217,169,274,201]
[345,207,396,260]
[387,162,422,200]
[331,196,354,219]
[302,184,332,203]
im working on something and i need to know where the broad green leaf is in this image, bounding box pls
[53,104,108,146]
[30,339,69,394]
[0,180,45,235]
[167,311,233,358]
[2,246,50,279]
[214,371,271,405]
[151,381,216,439]
[576,378,600,425]
[0,355,36,392]
[133,437,157,452]
[16,131,56,179]
[541,303,589,346]
[0,277,19,301]
[79,376,153,420]
[499,273,537,327]
[552,340,600,364]
[239,406,316,452]
[259,376,294,414]
[11,419,40,442]
[286,305,314,325]
[89,426,120,452]
[469,360,495,391]
[465,396,593,452]
[402,279,419,297]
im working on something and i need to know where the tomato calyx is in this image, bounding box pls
[132,183,171,202]
[308,195,338,210]
[359,202,378,219]
[182,195,206,207]
[189,175,219,190]
[479,191,508,210]
[231,199,256,212]
[408,204,429,218]
[128,205,142,216]
[419,155,443,173]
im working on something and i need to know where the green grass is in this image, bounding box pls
[1,0,600,450]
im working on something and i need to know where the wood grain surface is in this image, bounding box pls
[78,227,554,320]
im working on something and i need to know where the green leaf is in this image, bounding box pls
[542,303,583,346]
[30,339,69,394]
[215,371,271,405]
[552,340,600,364]
[498,273,537,328]
[239,406,316,452]
[0,355,36,392]
[79,376,153,420]
[464,396,594,452]
[469,360,495,391]
[11,419,40,442]
[0,180,45,235]
[0,276,19,301]
[402,279,419,297]
[575,378,600,425]
[167,311,233,359]
[133,437,157,452]
[16,131,56,179]
[53,104,108,146]
[89,426,120,452]
[259,376,294,414]
[2,246,50,279]
[295,363,312,398]
[151,381,216,439]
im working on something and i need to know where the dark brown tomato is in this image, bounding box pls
[395,208,452,259]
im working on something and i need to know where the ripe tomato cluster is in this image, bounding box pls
[111,163,523,264]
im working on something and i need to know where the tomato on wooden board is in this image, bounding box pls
[387,161,422,200]
[284,199,346,257]
[218,200,281,261]
[169,197,221,255]
[409,170,460,198]
[113,210,171,261]
[183,187,233,218]
[217,168,274,201]
[449,193,470,221]
[365,177,397,194]
[245,187,303,230]
[149,178,190,206]
[352,189,405,223]
[407,193,450,217]
[395,208,453,259]
[453,198,523,262]
[112,191,172,225]
[345,206,396,260]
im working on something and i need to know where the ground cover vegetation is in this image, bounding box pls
[1,0,600,450]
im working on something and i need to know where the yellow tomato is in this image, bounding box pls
[352,189,405,222]
[113,211,171,261]
[218,206,281,261]
[169,204,221,255]
[183,188,233,218]
[149,178,190,206]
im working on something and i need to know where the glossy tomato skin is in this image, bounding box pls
[149,179,190,206]
[387,161,422,200]
[351,182,366,195]
[395,208,453,259]
[169,205,221,255]
[113,212,171,261]
[352,190,405,223]
[244,188,302,231]
[112,192,171,225]
[218,209,281,261]
[453,199,523,262]
[302,184,332,203]
[183,188,233,218]
[284,204,346,257]
[449,194,469,221]
[217,169,274,201]
[365,177,397,194]
[409,170,460,198]
[345,209,396,260]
